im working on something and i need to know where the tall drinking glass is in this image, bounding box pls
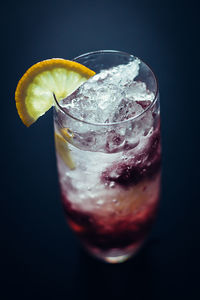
[54,50,161,263]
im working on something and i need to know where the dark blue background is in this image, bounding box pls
[1,0,199,299]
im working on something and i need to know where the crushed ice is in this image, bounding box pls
[61,59,155,124]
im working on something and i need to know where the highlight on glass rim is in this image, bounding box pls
[15,50,161,263]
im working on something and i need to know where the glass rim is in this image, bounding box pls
[54,50,159,127]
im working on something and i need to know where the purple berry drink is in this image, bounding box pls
[54,51,161,263]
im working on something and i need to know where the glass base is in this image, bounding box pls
[102,253,133,264]
[84,242,143,264]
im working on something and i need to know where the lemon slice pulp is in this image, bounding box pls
[15,58,95,127]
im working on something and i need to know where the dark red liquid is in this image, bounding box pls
[62,191,159,250]
[61,123,161,254]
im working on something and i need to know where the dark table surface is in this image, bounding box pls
[1,0,200,299]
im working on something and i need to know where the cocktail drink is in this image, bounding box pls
[53,51,161,263]
[14,50,160,263]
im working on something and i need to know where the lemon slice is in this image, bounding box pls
[55,133,75,169]
[60,127,74,141]
[15,58,95,127]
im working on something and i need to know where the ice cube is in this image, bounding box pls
[125,81,154,100]
[105,129,126,153]
[112,98,144,122]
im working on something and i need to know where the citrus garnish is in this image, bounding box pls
[15,58,95,127]
[55,133,75,170]
[60,127,74,140]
